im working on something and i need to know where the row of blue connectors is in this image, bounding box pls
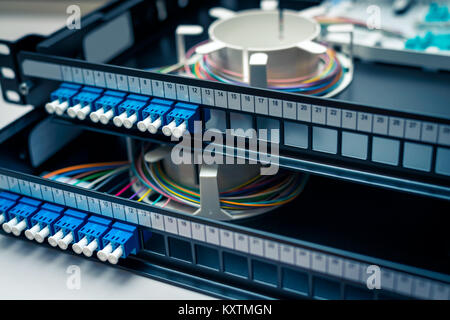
[45,82,208,138]
[0,191,139,265]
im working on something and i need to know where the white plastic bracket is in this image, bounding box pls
[242,48,250,84]
[144,145,172,163]
[297,5,327,18]
[193,164,233,221]
[208,7,236,20]
[260,0,278,11]
[327,24,355,66]
[296,40,328,54]
[195,41,226,55]
[176,25,204,64]
[249,53,268,88]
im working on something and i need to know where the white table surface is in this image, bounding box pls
[0,1,211,300]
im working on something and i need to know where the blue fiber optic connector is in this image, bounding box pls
[137,98,175,133]
[100,222,139,264]
[28,203,65,242]
[74,215,113,257]
[67,86,104,120]
[51,209,88,250]
[2,197,41,236]
[162,102,201,138]
[90,90,127,124]
[0,191,20,225]
[0,190,143,264]
[113,94,151,129]
[46,83,81,115]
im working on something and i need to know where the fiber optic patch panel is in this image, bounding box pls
[20,54,450,200]
[0,190,140,265]
[0,0,449,301]
[0,166,449,300]
[46,83,203,138]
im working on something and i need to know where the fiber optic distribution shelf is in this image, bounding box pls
[0,0,449,300]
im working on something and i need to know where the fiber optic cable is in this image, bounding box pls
[44,154,307,217]
[145,37,346,97]
[84,166,129,189]
[131,149,307,215]
[106,178,130,194]
[43,161,129,179]
[138,189,152,202]
[66,169,106,183]
[115,178,138,197]
[94,170,129,191]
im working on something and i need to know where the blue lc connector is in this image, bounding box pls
[51,209,88,250]
[90,90,127,124]
[66,86,104,120]
[113,94,151,129]
[137,98,175,134]
[99,222,139,264]
[2,197,41,236]
[162,102,201,138]
[46,83,81,115]
[0,191,20,226]
[28,203,65,242]
[73,215,113,258]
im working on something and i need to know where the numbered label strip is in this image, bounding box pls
[0,173,448,299]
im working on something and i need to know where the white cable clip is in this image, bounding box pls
[97,243,113,262]
[35,226,51,244]
[83,239,99,257]
[54,101,69,116]
[148,117,162,134]
[2,217,18,233]
[11,219,27,236]
[108,246,123,265]
[162,120,176,136]
[72,236,88,254]
[45,99,59,114]
[77,104,91,120]
[137,117,152,132]
[123,113,138,129]
[100,109,114,125]
[67,103,82,118]
[176,25,204,65]
[24,224,41,240]
[57,232,73,250]
[90,108,105,123]
[113,111,128,127]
